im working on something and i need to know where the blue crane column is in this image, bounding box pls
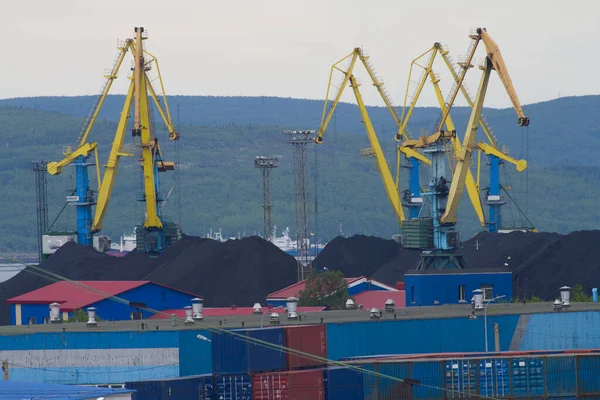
[73,155,95,245]
[409,159,421,219]
[486,154,505,232]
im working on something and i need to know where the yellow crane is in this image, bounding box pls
[402,28,529,270]
[315,48,406,226]
[45,28,180,253]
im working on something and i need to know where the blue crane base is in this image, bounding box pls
[135,222,182,255]
[416,251,468,271]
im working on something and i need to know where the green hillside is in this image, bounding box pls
[1,95,599,253]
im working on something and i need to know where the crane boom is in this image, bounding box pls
[349,76,405,225]
[91,81,135,231]
[479,29,529,126]
[441,28,530,224]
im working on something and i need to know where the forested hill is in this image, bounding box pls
[2,94,599,167]
[1,95,600,253]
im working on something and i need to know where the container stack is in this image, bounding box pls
[125,327,600,399]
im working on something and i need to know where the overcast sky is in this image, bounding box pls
[2,0,598,108]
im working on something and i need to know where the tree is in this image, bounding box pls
[298,269,349,309]
[571,284,592,302]
[68,309,102,322]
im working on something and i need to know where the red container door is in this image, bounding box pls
[253,370,325,400]
[288,369,324,400]
[285,325,328,369]
[253,373,289,400]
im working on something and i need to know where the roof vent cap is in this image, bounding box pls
[86,307,97,327]
[385,299,395,312]
[184,306,194,325]
[345,298,356,310]
[286,297,298,319]
[49,302,62,324]
[269,312,280,324]
[553,299,563,310]
[560,286,571,306]
[472,289,484,310]
[191,297,203,320]
[370,308,381,319]
[253,303,262,314]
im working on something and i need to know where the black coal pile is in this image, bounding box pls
[0,235,297,325]
[312,235,403,278]
[313,230,600,301]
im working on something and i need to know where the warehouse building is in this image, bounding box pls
[7,280,201,325]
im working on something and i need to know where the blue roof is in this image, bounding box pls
[0,380,134,400]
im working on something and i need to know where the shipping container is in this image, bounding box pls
[577,355,600,395]
[247,327,286,372]
[125,374,213,400]
[212,329,250,375]
[324,367,364,400]
[253,369,324,400]
[214,374,252,400]
[212,325,328,375]
[286,325,328,369]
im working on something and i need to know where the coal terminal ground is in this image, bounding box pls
[1,230,597,325]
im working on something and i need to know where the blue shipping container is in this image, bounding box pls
[211,329,250,375]
[324,367,364,400]
[214,374,252,400]
[577,355,600,395]
[512,357,544,397]
[246,327,286,373]
[478,358,509,398]
[125,374,213,400]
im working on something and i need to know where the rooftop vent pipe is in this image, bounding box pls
[86,307,97,327]
[370,308,381,319]
[345,299,356,310]
[269,312,280,324]
[553,299,562,310]
[384,299,395,312]
[286,297,298,320]
[560,286,571,307]
[184,306,194,325]
[49,302,61,324]
[472,289,484,311]
[191,297,204,320]
[253,303,262,314]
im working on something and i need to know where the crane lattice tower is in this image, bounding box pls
[254,156,279,241]
[31,161,49,262]
[284,130,315,281]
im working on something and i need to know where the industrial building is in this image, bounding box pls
[266,276,400,307]
[7,280,201,325]
[403,268,512,307]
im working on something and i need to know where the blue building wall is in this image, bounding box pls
[13,283,198,325]
[326,315,521,360]
[178,330,213,377]
[404,272,512,307]
[0,328,213,384]
[520,311,600,350]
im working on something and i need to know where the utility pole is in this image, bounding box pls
[254,156,278,240]
[31,161,49,262]
[283,130,315,281]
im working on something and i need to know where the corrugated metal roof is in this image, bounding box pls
[148,306,327,319]
[6,281,149,311]
[267,277,364,299]
[352,290,406,309]
[0,380,134,399]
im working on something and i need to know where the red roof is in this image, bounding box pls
[267,277,363,299]
[148,306,327,319]
[7,281,150,311]
[352,290,406,309]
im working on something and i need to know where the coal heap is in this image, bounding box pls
[314,230,598,301]
[0,235,297,325]
[312,235,403,278]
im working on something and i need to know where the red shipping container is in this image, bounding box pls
[285,325,327,369]
[253,369,324,400]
